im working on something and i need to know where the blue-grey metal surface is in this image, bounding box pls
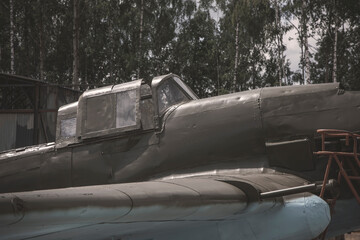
[0,177,330,240]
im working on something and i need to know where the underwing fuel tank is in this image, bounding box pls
[0,179,330,240]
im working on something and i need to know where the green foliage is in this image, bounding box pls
[171,5,218,97]
[218,0,285,90]
[309,0,360,89]
[0,0,359,94]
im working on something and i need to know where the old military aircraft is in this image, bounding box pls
[0,73,360,240]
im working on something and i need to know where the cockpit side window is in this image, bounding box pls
[56,101,78,148]
[60,117,76,137]
[116,89,137,128]
[77,80,143,140]
[157,80,190,114]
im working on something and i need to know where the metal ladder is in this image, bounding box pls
[314,129,360,240]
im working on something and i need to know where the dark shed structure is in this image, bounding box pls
[0,73,81,151]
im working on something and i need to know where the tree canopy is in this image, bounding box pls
[1,0,359,97]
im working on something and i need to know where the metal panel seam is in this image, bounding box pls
[101,186,134,221]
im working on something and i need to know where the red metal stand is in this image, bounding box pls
[313,129,360,240]
[315,129,360,204]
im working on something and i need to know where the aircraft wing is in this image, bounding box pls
[0,174,330,240]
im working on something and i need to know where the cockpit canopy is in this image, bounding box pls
[76,80,142,140]
[55,74,197,147]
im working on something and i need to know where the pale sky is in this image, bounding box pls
[210,7,316,73]
[283,18,317,72]
[284,26,302,72]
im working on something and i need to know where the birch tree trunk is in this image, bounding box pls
[216,48,220,95]
[304,36,311,84]
[39,0,44,80]
[301,0,311,84]
[9,0,15,74]
[137,0,144,79]
[232,21,239,93]
[23,2,30,75]
[325,55,330,83]
[72,0,79,89]
[108,19,113,83]
[332,16,338,83]
[252,60,256,90]
[302,0,311,84]
[274,0,282,86]
[280,37,287,84]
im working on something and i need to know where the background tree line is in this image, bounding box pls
[0,0,359,97]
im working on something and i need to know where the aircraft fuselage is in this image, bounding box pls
[1,78,360,195]
[1,74,360,238]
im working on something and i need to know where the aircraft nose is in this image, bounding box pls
[304,194,331,237]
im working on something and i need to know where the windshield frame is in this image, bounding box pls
[151,74,198,129]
